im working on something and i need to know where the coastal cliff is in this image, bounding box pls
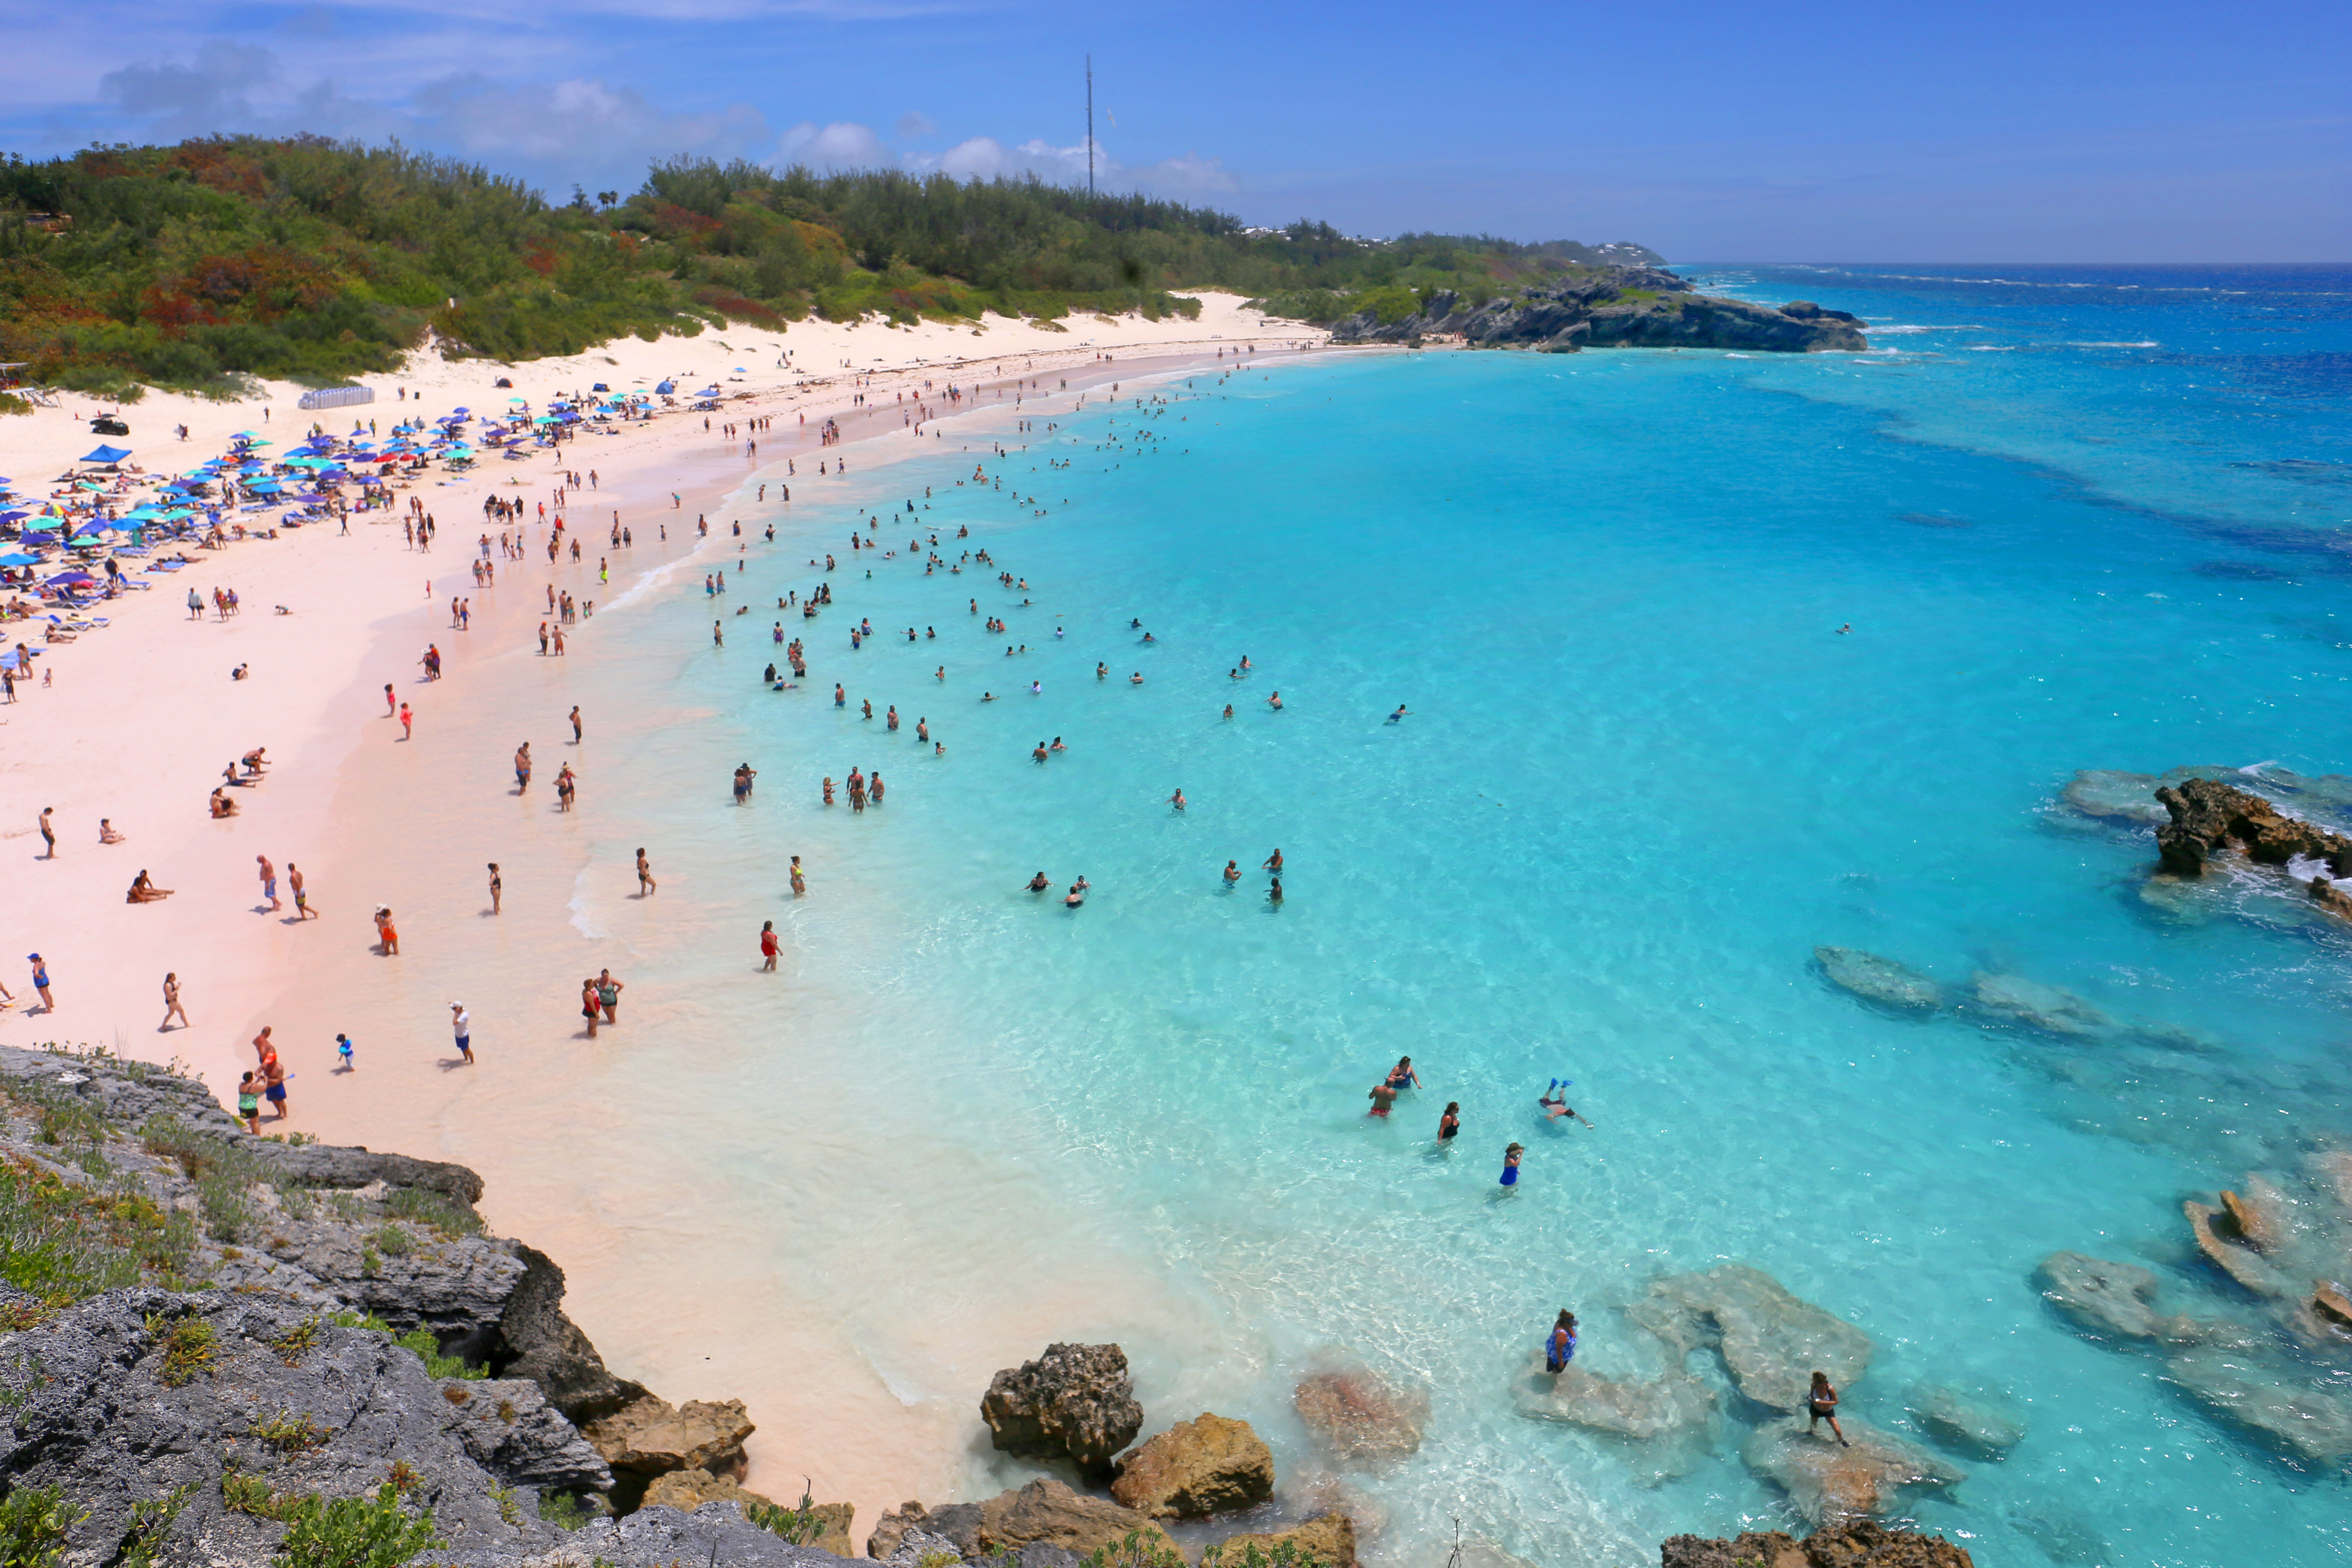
[1325,266,1868,353]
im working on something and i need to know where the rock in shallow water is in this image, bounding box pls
[1740,1417,1965,1526]
[982,1342,1144,1472]
[2162,1345,2352,1464]
[1294,1365,1429,1464]
[1904,1381,2025,1459]
[1112,1413,1276,1518]
[1660,1519,1975,1568]
[1814,947,1946,1013]
[1516,1363,1715,1442]
[1216,1511,1359,1568]
[1631,1263,1873,1414]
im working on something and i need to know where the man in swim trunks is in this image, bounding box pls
[288,863,316,919]
[257,854,280,912]
[1368,1082,1397,1117]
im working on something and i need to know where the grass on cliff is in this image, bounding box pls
[0,1485,80,1568]
[0,1147,201,1305]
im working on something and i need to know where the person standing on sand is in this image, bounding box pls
[514,743,532,793]
[161,972,189,1031]
[790,855,806,896]
[597,969,623,1023]
[288,863,316,919]
[636,849,656,896]
[374,908,399,955]
[26,955,53,1013]
[581,978,602,1038]
[398,703,413,741]
[262,1056,288,1121]
[570,706,582,744]
[760,920,779,971]
[487,863,502,914]
[450,1002,473,1065]
[236,1072,262,1133]
[385,683,396,716]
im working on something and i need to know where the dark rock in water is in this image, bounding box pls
[2060,766,2232,825]
[1905,1381,2026,1459]
[1740,1417,1965,1525]
[1660,1519,1975,1567]
[2154,776,2352,882]
[2162,1346,2352,1464]
[1325,266,1865,353]
[1814,947,1946,1013]
[1630,1263,1872,1414]
[1294,1363,1430,1463]
[1110,1413,1275,1518]
[982,1342,1143,1471]
[2034,1251,2171,1340]
[1969,972,2116,1038]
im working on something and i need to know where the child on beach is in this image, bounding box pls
[335,1034,354,1072]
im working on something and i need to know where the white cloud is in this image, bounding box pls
[777,119,895,170]
[894,110,936,138]
[919,135,1235,199]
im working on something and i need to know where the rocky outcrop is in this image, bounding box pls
[583,1393,756,1477]
[2154,776,2352,881]
[642,1472,856,1555]
[1111,1413,1275,1517]
[2061,766,2233,825]
[1904,1382,2025,1460]
[1326,267,1865,354]
[1631,1264,1873,1414]
[875,1479,1179,1560]
[1215,1511,1358,1568]
[1660,1520,1974,1568]
[0,1042,793,1566]
[982,1342,1144,1471]
[1813,947,1946,1013]
[1294,1365,1429,1464]
[1740,1418,1964,1526]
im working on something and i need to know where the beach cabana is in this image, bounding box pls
[80,444,132,466]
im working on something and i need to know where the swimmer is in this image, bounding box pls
[1267,690,1283,710]
[1130,671,1144,685]
[1500,1142,1523,1188]
[1385,1056,1421,1092]
[1222,860,1240,884]
[1050,736,1066,751]
[1264,848,1284,875]
[1222,704,1234,720]
[1368,1081,1396,1117]
[1437,1101,1461,1143]
[1169,788,1186,811]
[1096,663,1108,680]
[1388,704,1409,723]
[1034,741,1050,762]
[1539,1083,1593,1127]
[1064,880,1086,907]
[1027,872,1052,892]
[1267,878,1283,904]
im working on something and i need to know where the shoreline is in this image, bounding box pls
[0,304,1331,1531]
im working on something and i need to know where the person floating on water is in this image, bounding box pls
[1540,1080,1593,1127]
[1389,704,1409,723]
[1546,1310,1578,1374]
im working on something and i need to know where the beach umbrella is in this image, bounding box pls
[0,551,40,567]
[45,570,96,588]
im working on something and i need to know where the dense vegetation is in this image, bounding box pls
[0,135,1659,396]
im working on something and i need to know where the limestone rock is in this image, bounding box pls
[1630,1264,1871,1413]
[1660,1520,1974,1568]
[982,1342,1144,1470]
[2311,1283,2352,1335]
[584,1392,755,1476]
[1325,266,1865,353]
[1215,1512,1358,1568]
[1740,1417,1964,1526]
[2162,1345,2352,1464]
[1294,1366,1429,1464]
[2034,1251,2167,1339]
[642,1472,855,1554]
[447,1375,615,1492]
[982,1477,1178,1557]
[886,1527,972,1568]
[1814,948,1945,1013]
[1515,1363,1715,1442]
[2186,1200,2291,1298]
[2155,776,2352,881]
[1969,973,2115,1038]
[1112,1414,1276,1518]
[2060,766,2230,826]
[1904,1381,2025,1459]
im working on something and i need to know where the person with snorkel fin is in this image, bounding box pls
[1539,1079,1592,1128]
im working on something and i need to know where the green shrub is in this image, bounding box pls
[251,1409,328,1453]
[743,1479,825,1545]
[0,1485,80,1567]
[120,1484,193,1568]
[383,1187,481,1238]
[143,1313,214,1387]
[274,1484,439,1568]
[536,1490,588,1531]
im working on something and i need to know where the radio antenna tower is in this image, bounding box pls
[1086,56,1095,197]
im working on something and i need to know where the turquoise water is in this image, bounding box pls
[576,266,2352,1566]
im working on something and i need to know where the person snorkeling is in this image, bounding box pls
[1539,1079,1593,1128]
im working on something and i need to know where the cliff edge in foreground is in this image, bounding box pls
[1326,267,1867,353]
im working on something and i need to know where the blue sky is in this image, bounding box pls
[2,0,2346,259]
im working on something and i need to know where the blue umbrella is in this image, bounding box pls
[0,551,40,567]
[81,444,132,465]
[45,570,97,588]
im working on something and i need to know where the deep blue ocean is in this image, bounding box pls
[563,263,2352,1567]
